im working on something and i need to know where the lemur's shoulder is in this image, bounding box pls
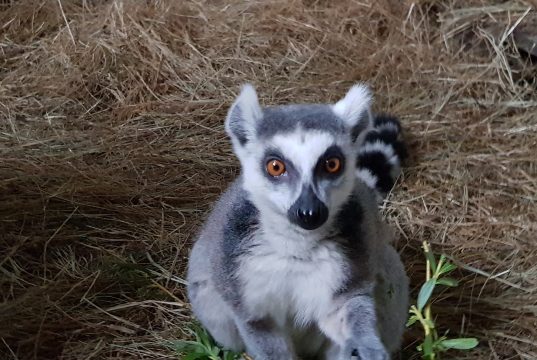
[198,178,253,239]
[198,178,260,304]
[221,180,259,258]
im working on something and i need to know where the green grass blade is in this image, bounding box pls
[439,262,457,275]
[182,351,209,360]
[167,340,201,352]
[436,277,459,287]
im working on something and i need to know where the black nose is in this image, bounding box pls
[294,206,328,230]
[288,186,329,230]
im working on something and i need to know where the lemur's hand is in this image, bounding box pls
[342,334,389,360]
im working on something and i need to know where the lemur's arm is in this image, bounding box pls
[319,290,388,360]
[234,316,297,360]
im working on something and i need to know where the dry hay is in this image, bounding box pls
[0,0,536,359]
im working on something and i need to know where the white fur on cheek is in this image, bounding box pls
[239,143,295,215]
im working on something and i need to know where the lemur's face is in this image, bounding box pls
[225,85,373,231]
[243,127,355,230]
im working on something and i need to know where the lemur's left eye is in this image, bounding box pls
[325,157,342,174]
[266,159,286,177]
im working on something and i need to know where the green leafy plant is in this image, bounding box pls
[407,242,478,359]
[168,324,242,360]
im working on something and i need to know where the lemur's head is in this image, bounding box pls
[225,84,373,231]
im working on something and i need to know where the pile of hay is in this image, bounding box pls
[1,1,535,359]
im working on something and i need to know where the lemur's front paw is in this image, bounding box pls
[344,335,389,360]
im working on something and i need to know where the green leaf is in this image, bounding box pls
[197,329,211,347]
[212,346,222,356]
[439,262,457,275]
[183,351,208,360]
[440,338,479,350]
[168,340,201,352]
[417,279,436,311]
[406,315,418,327]
[436,277,459,287]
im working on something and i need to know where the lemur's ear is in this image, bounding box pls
[225,84,262,147]
[332,84,373,141]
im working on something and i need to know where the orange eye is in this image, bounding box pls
[266,159,286,177]
[325,157,341,174]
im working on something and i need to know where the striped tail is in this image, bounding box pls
[356,114,408,200]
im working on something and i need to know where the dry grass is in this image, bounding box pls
[0,0,536,359]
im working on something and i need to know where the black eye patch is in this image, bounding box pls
[314,145,345,179]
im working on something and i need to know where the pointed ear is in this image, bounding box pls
[225,84,262,147]
[332,84,373,141]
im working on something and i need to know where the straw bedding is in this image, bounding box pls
[1,1,536,359]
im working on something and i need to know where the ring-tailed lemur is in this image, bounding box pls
[187,84,409,360]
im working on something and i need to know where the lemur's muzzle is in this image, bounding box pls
[288,185,328,230]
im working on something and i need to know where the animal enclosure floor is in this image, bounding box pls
[1,1,536,359]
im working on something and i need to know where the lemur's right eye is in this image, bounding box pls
[266,159,286,177]
[325,157,342,174]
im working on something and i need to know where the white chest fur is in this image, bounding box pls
[238,231,348,327]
